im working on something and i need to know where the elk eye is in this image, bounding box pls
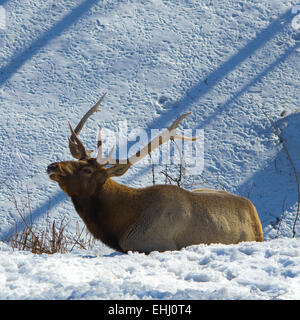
[82,167,93,174]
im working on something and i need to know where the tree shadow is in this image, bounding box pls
[103,251,124,258]
[1,0,103,240]
[0,189,67,242]
[237,112,300,238]
[143,9,294,130]
[0,1,9,6]
[0,0,100,87]
[125,40,300,186]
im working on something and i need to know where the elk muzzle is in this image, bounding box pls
[47,162,66,181]
[47,163,58,174]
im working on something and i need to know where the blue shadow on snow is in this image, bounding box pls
[0,189,66,241]
[0,0,100,87]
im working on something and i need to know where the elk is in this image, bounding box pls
[47,94,263,253]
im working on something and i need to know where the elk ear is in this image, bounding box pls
[105,164,131,178]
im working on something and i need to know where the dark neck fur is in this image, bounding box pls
[71,179,139,252]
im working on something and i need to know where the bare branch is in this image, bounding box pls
[253,97,300,237]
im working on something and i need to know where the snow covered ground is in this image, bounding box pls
[1,0,300,300]
[1,239,300,300]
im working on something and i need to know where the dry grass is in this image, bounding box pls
[2,183,95,254]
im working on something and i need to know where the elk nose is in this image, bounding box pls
[47,164,58,174]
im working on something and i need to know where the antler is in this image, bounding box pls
[96,112,200,175]
[96,127,116,164]
[68,94,199,176]
[127,112,199,165]
[68,93,106,159]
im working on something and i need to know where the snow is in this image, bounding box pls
[1,0,300,300]
[1,239,300,300]
[292,5,300,30]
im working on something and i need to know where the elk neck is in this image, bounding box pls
[70,178,141,252]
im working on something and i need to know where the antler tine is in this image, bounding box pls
[69,93,107,160]
[169,112,191,131]
[97,145,115,165]
[73,93,106,136]
[68,123,89,160]
[97,128,103,149]
[127,112,200,165]
[169,112,200,141]
[97,123,119,165]
[96,128,106,164]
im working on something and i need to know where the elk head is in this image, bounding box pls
[47,93,198,198]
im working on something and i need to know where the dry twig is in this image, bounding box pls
[253,98,300,237]
[1,183,96,254]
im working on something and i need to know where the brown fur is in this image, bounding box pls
[47,158,263,253]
